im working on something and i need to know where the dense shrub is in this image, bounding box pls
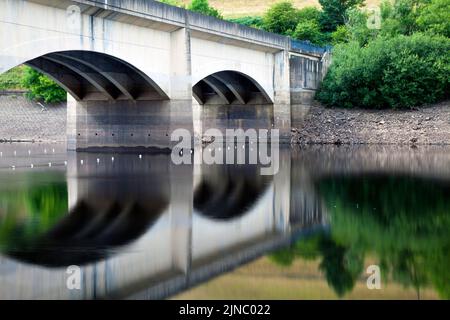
[316,34,450,109]
[331,25,350,44]
[228,16,264,29]
[416,0,450,37]
[319,0,364,32]
[21,67,67,103]
[293,20,325,45]
[262,1,300,35]
[297,7,322,22]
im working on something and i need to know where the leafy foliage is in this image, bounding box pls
[21,67,67,103]
[316,33,450,109]
[188,0,222,19]
[0,66,26,91]
[416,0,450,37]
[228,16,264,29]
[380,0,426,36]
[297,6,322,22]
[318,0,364,32]
[262,1,300,35]
[331,25,351,44]
[293,20,325,45]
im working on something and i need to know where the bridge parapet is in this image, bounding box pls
[65,0,329,55]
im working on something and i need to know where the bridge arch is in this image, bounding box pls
[192,71,272,106]
[21,50,168,101]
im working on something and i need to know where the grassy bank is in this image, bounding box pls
[0,65,26,91]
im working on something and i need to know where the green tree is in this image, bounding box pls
[21,67,66,103]
[188,0,222,19]
[297,7,322,22]
[263,1,300,35]
[293,20,325,45]
[319,0,364,32]
[345,8,379,46]
[380,0,428,37]
[331,25,351,44]
[416,0,450,37]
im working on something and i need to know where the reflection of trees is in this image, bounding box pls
[271,174,450,299]
[270,232,364,297]
[0,175,67,251]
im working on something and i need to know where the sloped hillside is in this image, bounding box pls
[179,0,380,18]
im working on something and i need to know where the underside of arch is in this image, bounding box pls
[24,51,168,101]
[193,71,272,106]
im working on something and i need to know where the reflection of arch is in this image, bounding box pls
[25,51,168,101]
[6,198,168,267]
[194,165,273,220]
[193,71,272,105]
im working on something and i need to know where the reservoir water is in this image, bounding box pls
[0,143,448,299]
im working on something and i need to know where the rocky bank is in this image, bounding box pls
[291,100,450,145]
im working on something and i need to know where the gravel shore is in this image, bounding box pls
[291,100,450,145]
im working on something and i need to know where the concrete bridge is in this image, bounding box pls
[0,0,330,150]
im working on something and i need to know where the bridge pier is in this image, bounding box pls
[273,45,292,143]
[66,28,194,151]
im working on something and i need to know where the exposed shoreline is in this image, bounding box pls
[1,95,450,146]
[291,100,450,146]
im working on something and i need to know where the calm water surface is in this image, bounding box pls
[0,143,448,299]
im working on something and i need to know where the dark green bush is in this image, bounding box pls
[228,16,264,29]
[293,20,326,45]
[319,0,364,32]
[262,1,300,35]
[297,7,322,22]
[316,33,450,109]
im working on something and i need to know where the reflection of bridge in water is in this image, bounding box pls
[0,146,327,299]
[4,144,450,299]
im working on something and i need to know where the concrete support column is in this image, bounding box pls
[67,95,86,151]
[169,26,194,146]
[273,44,292,143]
